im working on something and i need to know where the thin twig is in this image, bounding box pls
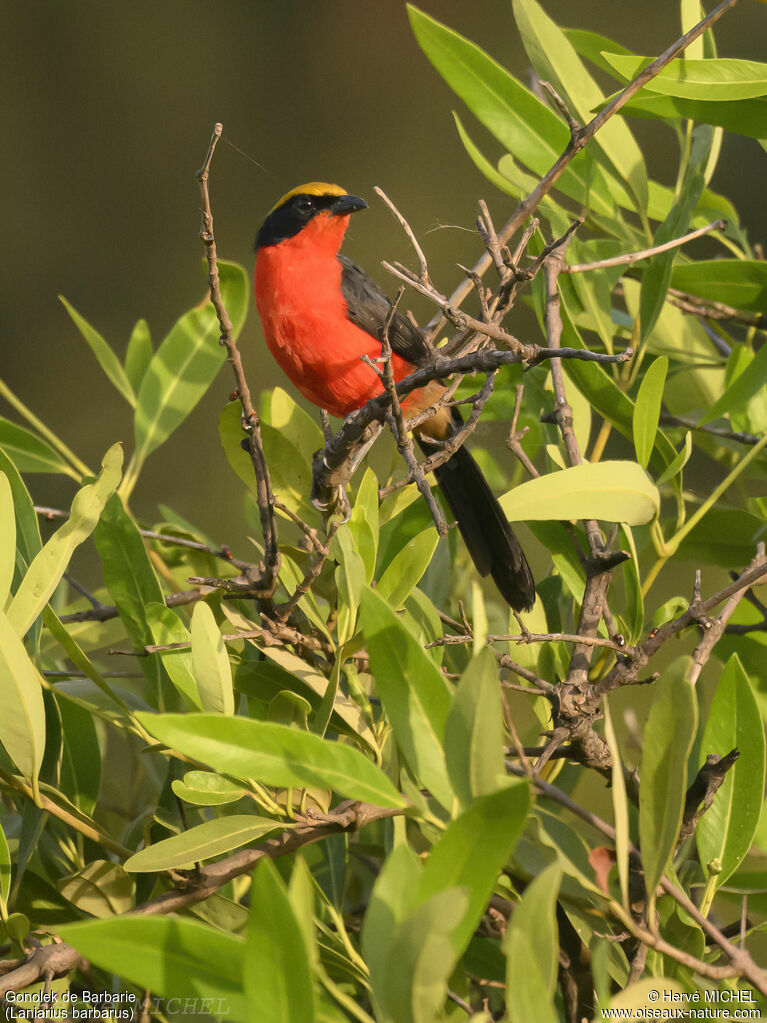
[60,588,207,625]
[375,187,430,287]
[197,123,280,596]
[36,506,256,572]
[564,220,727,273]
[378,289,448,536]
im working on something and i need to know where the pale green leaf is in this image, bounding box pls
[136,712,406,809]
[639,657,697,901]
[633,357,668,468]
[0,821,10,915]
[376,526,439,609]
[0,473,15,606]
[126,815,284,872]
[604,52,767,101]
[0,607,46,783]
[146,602,201,709]
[124,318,153,396]
[444,648,506,808]
[7,444,123,637]
[172,771,246,806]
[656,432,692,487]
[697,655,766,887]
[603,698,630,909]
[191,602,234,715]
[500,460,660,525]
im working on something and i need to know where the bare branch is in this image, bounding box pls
[564,220,727,273]
[197,123,280,596]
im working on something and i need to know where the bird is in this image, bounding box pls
[253,182,535,611]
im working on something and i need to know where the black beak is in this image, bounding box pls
[331,194,368,216]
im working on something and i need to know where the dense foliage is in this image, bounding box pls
[1,1,766,1020]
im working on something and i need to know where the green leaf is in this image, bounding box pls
[145,602,201,709]
[512,0,648,217]
[125,815,284,872]
[0,449,41,577]
[136,712,406,809]
[191,601,234,715]
[360,586,453,807]
[563,28,633,75]
[287,857,318,971]
[245,859,315,1023]
[255,645,376,753]
[556,301,678,479]
[380,888,468,1023]
[58,696,101,815]
[132,261,248,468]
[0,472,14,607]
[220,400,318,524]
[7,444,123,637]
[59,296,136,406]
[0,609,45,784]
[331,523,366,644]
[604,52,767,101]
[376,526,439,609]
[443,648,506,808]
[57,917,246,1020]
[619,525,643,645]
[58,861,135,917]
[639,125,712,340]
[172,771,246,806]
[349,468,379,583]
[362,843,423,1016]
[614,90,767,141]
[407,6,612,216]
[504,862,561,1023]
[0,416,78,477]
[632,357,668,468]
[453,114,561,217]
[639,657,698,901]
[696,655,766,887]
[261,386,324,465]
[500,460,659,525]
[124,318,153,395]
[698,341,767,426]
[92,492,164,697]
[417,782,531,954]
[677,507,764,569]
[0,821,10,916]
[603,697,630,909]
[656,431,692,487]
[670,260,767,313]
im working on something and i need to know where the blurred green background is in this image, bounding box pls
[2,0,765,542]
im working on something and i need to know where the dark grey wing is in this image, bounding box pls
[338,254,430,365]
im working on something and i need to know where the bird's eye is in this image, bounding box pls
[296,196,314,214]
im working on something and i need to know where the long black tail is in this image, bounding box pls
[418,438,535,612]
